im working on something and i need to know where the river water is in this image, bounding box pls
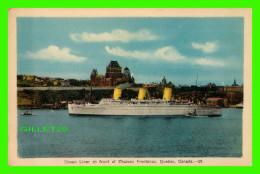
[17,108,242,158]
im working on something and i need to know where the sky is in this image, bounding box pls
[17,17,244,86]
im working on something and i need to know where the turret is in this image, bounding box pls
[161,76,167,85]
[123,67,131,79]
[90,69,97,79]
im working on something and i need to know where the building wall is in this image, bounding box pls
[23,75,36,81]
[206,98,224,107]
[218,86,243,92]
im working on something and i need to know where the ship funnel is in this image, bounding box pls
[113,88,122,99]
[138,88,148,100]
[163,87,172,100]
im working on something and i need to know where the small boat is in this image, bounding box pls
[20,110,36,116]
[235,103,243,109]
[185,109,198,117]
[185,109,210,118]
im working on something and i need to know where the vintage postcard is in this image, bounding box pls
[8,8,252,166]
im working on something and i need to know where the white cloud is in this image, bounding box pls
[191,41,218,53]
[106,46,227,67]
[70,29,158,43]
[26,45,86,62]
[105,46,152,59]
[155,46,186,61]
[105,46,186,62]
[194,58,226,67]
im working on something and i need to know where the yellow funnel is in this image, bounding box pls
[113,88,122,99]
[163,87,172,100]
[138,88,148,100]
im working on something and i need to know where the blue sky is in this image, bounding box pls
[17,17,244,86]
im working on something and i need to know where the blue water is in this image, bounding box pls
[18,108,242,158]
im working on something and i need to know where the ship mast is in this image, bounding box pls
[196,74,198,86]
[89,84,92,103]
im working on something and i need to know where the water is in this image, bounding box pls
[18,108,242,158]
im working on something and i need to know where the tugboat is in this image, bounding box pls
[185,109,199,117]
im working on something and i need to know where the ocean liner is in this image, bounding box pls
[68,87,221,117]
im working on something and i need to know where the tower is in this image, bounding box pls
[233,78,238,86]
[90,69,97,80]
[161,76,167,85]
[123,67,131,79]
[90,69,97,85]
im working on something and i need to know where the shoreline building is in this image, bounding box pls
[90,61,134,86]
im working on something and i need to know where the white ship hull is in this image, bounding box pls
[68,99,221,116]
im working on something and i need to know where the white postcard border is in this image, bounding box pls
[8,8,252,166]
